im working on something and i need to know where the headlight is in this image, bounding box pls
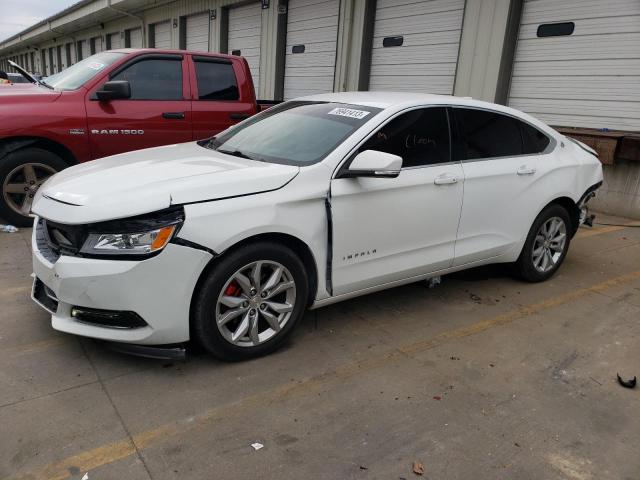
[80,225,177,256]
[79,206,184,257]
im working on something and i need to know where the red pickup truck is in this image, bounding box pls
[0,49,265,226]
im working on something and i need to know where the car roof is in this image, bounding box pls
[108,48,237,61]
[297,91,556,135]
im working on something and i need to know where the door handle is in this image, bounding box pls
[230,113,250,120]
[434,173,458,185]
[517,165,536,175]
[162,112,185,120]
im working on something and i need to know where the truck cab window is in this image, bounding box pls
[194,59,239,101]
[111,58,182,100]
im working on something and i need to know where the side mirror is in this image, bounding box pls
[341,150,402,179]
[96,80,131,101]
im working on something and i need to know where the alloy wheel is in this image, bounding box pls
[2,163,57,217]
[532,216,567,273]
[215,260,297,347]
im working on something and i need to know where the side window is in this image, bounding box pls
[520,122,550,154]
[111,58,182,100]
[194,59,239,101]
[360,107,450,168]
[456,108,523,159]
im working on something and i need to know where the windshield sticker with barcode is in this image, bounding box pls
[328,108,371,120]
[87,62,105,71]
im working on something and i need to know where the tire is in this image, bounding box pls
[513,204,572,282]
[0,147,67,227]
[192,242,309,361]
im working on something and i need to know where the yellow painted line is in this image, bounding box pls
[8,268,640,480]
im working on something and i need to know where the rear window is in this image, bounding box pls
[194,58,239,101]
[455,108,550,159]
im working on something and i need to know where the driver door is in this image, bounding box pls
[330,107,464,296]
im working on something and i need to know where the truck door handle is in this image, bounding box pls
[162,112,185,120]
[517,165,536,175]
[434,173,458,185]
[230,113,250,120]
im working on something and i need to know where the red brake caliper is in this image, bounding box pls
[224,281,241,297]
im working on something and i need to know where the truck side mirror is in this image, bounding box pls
[96,80,131,101]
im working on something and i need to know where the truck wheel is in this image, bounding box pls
[0,148,67,227]
[192,242,309,361]
[513,204,571,282]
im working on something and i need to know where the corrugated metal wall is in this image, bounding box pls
[508,0,640,131]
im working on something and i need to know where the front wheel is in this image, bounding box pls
[192,242,309,361]
[0,148,67,226]
[514,204,571,282]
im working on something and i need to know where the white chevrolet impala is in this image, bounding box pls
[31,92,603,361]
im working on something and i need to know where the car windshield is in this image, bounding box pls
[205,101,382,166]
[43,52,127,91]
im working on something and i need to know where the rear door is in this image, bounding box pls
[85,54,192,159]
[451,107,555,266]
[189,55,255,140]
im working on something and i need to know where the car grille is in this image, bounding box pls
[39,218,88,257]
[35,218,61,263]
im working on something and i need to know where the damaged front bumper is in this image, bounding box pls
[31,219,212,345]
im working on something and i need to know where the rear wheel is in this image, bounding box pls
[192,242,309,361]
[514,204,571,282]
[0,148,67,226]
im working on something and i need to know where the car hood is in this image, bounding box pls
[33,141,300,224]
[0,83,62,101]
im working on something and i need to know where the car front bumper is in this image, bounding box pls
[31,219,213,345]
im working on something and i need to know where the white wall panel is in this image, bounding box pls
[284,0,340,100]
[368,0,465,94]
[508,0,640,130]
[153,20,172,49]
[228,3,262,93]
[186,12,210,51]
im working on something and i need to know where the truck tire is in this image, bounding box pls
[0,148,67,227]
[192,242,309,361]
[513,204,572,282]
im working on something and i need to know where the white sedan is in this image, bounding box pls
[31,92,603,361]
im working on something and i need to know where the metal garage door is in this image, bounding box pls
[283,0,339,100]
[128,28,143,48]
[508,0,640,131]
[368,0,465,94]
[78,40,89,60]
[92,36,103,54]
[107,32,121,50]
[153,21,172,49]
[228,4,262,93]
[186,13,210,52]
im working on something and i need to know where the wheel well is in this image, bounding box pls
[546,197,580,236]
[0,137,76,167]
[192,232,319,308]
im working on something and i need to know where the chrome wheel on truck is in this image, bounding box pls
[2,162,57,217]
[0,147,67,227]
[193,242,308,361]
[216,260,297,347]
